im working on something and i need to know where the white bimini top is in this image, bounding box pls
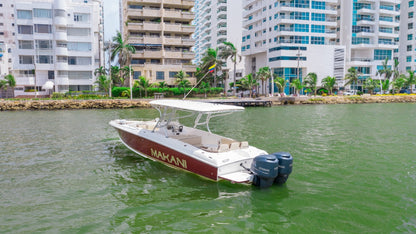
[150,100,244,114]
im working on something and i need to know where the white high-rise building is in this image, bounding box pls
[12,0,104,97]
[399,0,416,73]
[339,0,400,90]
[193,0,245,89]
[241,0,345,95]
[0,1,15,78]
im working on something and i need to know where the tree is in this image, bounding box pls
[200,48,223,87]
[4,74,16,88]
[274,76,287,95]
[290,78,304,96]
[392,75,407,94]
[240,73,258,98]
[175,71,191,97]
[344,67,360,93]
[199,81,210,98]
[304,72,318,96]
[158,81,168,89]
[94,66,107,77]
[121,66,133,85]
[392,58,400,81]
[405,70,415,93]
[110,66,123,87]
[363,78,378,94]
[110,31,136,68]
[0,80,7,90]
[220,41,241,96]
[256,66,272,96]
[376,57,393,83]
[321,76,336,95]
[134,76,151,98]
[94,75,111,93]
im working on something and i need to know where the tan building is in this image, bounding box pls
[121,0,197,86]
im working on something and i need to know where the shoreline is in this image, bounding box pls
[1,95,416,111]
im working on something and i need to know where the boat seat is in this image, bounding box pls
[171,135,202,146]
[240,141,249,149]
[217,144,230,152]
[229,142,240,150]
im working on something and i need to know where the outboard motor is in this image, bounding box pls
[272,152,293,185]
[251,155,279,188]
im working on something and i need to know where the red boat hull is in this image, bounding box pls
[117,129,218,180]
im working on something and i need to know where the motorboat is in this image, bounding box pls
[109,100,293,188]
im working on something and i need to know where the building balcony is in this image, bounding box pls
[129,36,163,44]
[126,8,161,18]
[54,16,67,26]
[55,47,68,56]
[55,76,69,85]
[181,25,195,33]
[128,22,162,31]
[163,0,195,8]
[133,50,164,58]
[55,31,68,41]
[55,62,69,70]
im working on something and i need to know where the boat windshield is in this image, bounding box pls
[150,100,244,134]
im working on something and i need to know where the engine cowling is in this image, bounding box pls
[251,155,279,188]
[272,152,293,185]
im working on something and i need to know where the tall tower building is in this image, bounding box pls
[193,0,245,90]
[11,0,104,97]
[400,0,416,73]
[121,0,196,85]
[241,0,345,95]
[0,0,15,78]
[339,0,400,88]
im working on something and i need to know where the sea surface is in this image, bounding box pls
[0,103,415,233]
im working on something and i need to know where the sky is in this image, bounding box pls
[103,0,120,41]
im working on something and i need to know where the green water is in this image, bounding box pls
[1,103,415,233]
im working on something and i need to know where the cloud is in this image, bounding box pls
[103,0,120,40]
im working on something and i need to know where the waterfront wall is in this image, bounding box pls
[0,99,150,111]
[1,95,416,111]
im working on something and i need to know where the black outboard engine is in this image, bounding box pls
[251,155,279,188]
[272,152,293,185]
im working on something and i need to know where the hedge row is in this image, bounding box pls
[112,87,224,98]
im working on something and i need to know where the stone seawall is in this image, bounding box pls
[1,96,416,111]
[271,95,416,105]
[0,99,151,111]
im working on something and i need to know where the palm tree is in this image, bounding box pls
[134,76,151,98]
[304,72,318,96]
[199,81,210,98]
[110,66,122,87]
[290,78,304,96]
[321,76,336,95]
[344,67,360,93]
[175,71,191,97]
[405,70,415,93]
[376,57,393,91]
[94,66,107,77]
[363,78,378,94]
[256,66,271,96]
[220,41,241,96]
[392,75,407,94]
[158,81,168,89]
[240,73,258,98]
[94,75,111,93]
[121,66,133,86]
[200,48,223,87]
[0,80,7,90]
[392,58,400,81]
[110,31,136,67]
[274,76,287,95]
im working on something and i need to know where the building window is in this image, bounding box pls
[409,23,413,29]
[408,45,413,51]
[409,12,414,18]
[18,25,33,34]
[33,8,52,18]
[34,24,52,34]
[36,40,53,50]
[68,56,92,65]
[37,55,53,64]
[133,71,141,79]
[311,36,325,45]
[407,56,412,62]
[311,13,325,21]
[48,71,55,80]
[68,71,92,79]
[19,56,34,64]
[408,34,413,40]
[73,13,90,22]
[156,71,165,80]
[17,10,32,19]
[169,71,178,78]
[374,50,392,60]
[18,40,34,49]
[67,42,91,51]
[410,1,414,7]
[311,25,325,33]
[67,28,90,36]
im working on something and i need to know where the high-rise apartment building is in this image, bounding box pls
[241,0,345,94]
[339,0,400,87]
[0,1,15,78]
[400,0,416,73]
[121,0,196,85]
[193,0,245,90]
[11,0,103,97]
